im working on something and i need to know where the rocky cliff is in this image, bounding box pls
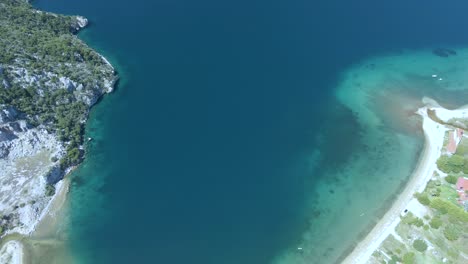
[0,0,117,236]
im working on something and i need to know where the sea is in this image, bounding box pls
[33,0,468,263]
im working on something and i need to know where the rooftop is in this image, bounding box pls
[456,177,468,191]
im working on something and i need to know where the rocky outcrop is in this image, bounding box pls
[0,1,117,238]
[75,16,88,29]
[0,104,65,235]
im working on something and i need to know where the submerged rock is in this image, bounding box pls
[433,48,457,57]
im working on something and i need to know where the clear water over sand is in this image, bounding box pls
[275,48,468,263]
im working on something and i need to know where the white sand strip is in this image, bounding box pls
[0,241,23,264]
[342,106,446,264]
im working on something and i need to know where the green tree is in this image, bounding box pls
[445,175,458,184]
[415,193,431,206]
[437,154,468,173]
[413,239,427,252]
[429,216,442,229]
[437,155,450,172]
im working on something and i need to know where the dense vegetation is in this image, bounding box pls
[0,0,115,168]
[0,1,103,66]
[436,154,468,173]
[430,198,468,223]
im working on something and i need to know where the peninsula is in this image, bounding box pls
[0,0,116,262]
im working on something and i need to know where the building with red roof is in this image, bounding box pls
[456,177,468,206]
[446,128,464,154]
[456,177,468,191]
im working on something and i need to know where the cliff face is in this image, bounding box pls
[0,0,116,235]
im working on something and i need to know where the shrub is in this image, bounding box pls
[401,213,424,227]
[445,175,458,184]
[413,218,424,227]
[45,184,55,196]
[443,225,459,241]
[402,252,415,264]
[413,239,427,252]
[415,193,431,206]
[429,217,443,229]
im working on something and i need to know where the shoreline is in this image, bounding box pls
[0,175,71,264]
[342,102,447,264]
[31,176,71,238]
[0,3,119,264]
[0,5,117,263]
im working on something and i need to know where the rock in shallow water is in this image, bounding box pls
[433,48,457,57]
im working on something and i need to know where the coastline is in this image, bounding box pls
[0,3,118,262]
[342,101,449,264]
[0,170,72,264]
[32,177,70,238]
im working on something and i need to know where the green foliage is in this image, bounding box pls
[429,216,443,229]
[0,0,106,66]
[45,184,55,196]
[430,198,468,223]
[401,213,424,227]
[436,154,468,173]
[436,155,449,172]
[402,252,415,264]
[388,255,400,264]
[0,0,115,171]
[443,225,460,241]
[414,218,424,227]
[430,198,449,214]
[415,192,431,206]
[445,175,458,184]
[412,239,427,252]
[0,86,87,167]
[60,147,81,168]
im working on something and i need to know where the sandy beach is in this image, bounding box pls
[342,104,447,264]
[0,177,71,264]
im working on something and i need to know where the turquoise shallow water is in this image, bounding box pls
[34,0,468,263]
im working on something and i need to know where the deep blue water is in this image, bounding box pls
[34,0,468,263]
